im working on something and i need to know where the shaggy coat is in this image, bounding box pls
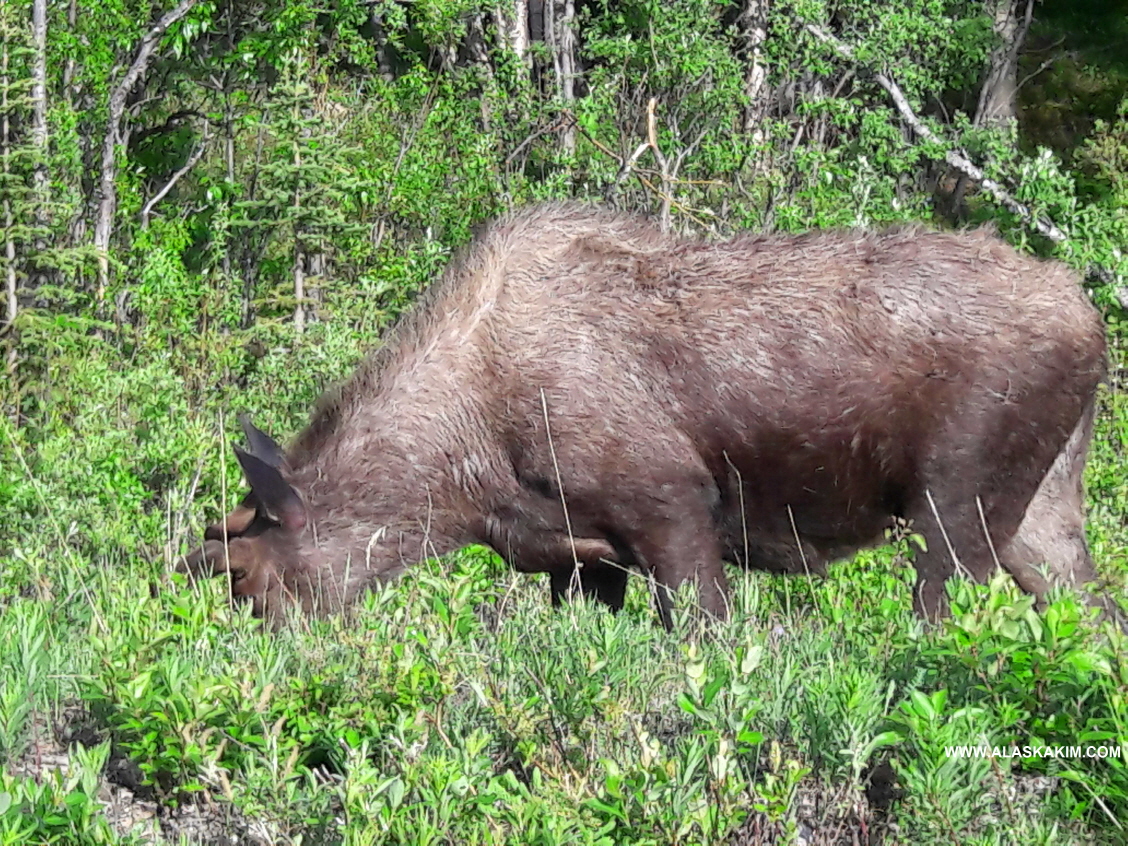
[185,202,1109,628]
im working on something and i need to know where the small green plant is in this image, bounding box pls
[0,741,118,845]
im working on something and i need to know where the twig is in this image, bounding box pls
[168,455,205,564]
[612,141,650,187]
[723,451,749,570]
[1015,57,1055,93]
[635,175,713,229]
[505,118,570,167]
[540,388,579,571]
[925,488,971,580]
[646,97,673,230]
[975,495,1002,573]
[94,0,201,304]
[570,113,717,228]
[786,504,812,580]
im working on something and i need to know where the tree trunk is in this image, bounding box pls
[3,194,14,371]
[293,246,306,333]
[26,0,49,296]
[548,0,575,154]
[222,0,234,280]
[93,0,200,309]
[2,34,16,357]
[307,248,325,318]
[30,0,47,195]
[369,5,394,80]
[497,1,529,66]
[528,0,544,43]
[292,130,304,333]
[740,0,771,139]
[62,0,77,107]
[466,12,497,131]
[975,0,1034,128]
[222,100,234,280]
[806,21,1069,245]
[241,121,266,328]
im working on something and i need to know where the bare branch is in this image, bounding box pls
[505,117,571,168]
[1015,57,1056,93]
[140,129,209,227]
[804,22,1067,243]
[646,98,675,231]
[612,142,650,187]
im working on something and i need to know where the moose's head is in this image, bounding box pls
[182,416,319,623]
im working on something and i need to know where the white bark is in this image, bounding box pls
[2,35,16,340]
[549,0,576,154]
[293,248,305,333]
[93,0,200,306]
[140,134,207,227]
[497,1,529,65]
[30,0,47,197]
[976,0,1034,129]
[292,121,304,333]
[741,0,771,138]
[63,0,76,107]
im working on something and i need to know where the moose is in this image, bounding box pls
[184,202,1111,629]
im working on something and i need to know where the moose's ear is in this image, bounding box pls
[239,414,288,470]
[233,445,306,531]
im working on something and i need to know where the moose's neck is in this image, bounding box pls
[288,396,493,595]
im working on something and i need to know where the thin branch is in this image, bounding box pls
[645,97,674,231]
[570,115,716,227]
[505,117,571,168]
[1016,0,1036,57]
[140,129,209,227]
[111,0,201,145]
[1015,57,1056,93]
[539,387,579,570]
[804,22,1067,244]
[612,142,650,187]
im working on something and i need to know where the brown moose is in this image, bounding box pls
[184,202,1110,629]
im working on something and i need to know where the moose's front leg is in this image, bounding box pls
[603,463,729,630]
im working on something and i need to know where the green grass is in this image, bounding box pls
[1,330,1127,845]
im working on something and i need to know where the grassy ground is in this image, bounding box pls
[1,327,1127,845]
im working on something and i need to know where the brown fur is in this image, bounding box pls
[183,201,1110,628]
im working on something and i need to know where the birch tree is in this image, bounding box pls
[740,0,771,139]
[976,0,1035,128]
[92,0,200,309]
[547,0,576,154]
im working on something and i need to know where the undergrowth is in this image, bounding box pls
[0,332,1126,845]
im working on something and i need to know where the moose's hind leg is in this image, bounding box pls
[999,400,1119,620]
[907,410,1059,620]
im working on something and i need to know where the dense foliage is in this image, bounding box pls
[1,0,1127,842]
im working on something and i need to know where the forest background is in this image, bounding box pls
[2,0,1128,843]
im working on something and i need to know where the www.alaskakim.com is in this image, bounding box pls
[945,745,1124,759]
